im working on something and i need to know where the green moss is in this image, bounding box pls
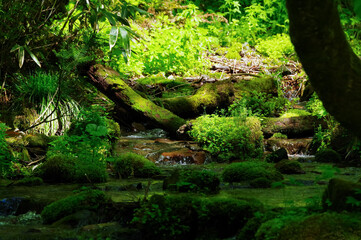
[270,132,288,139]
[234,77,277,98]
[278,212,361,240]
[266,148,288,163]
[164,169,220,194]
[114,152,161,178]
[275,159,304,174]
[34,155,75,183]
[13,176,43,186]
[215,47,228,55]
[222,161,283,184]
[315,148,341,163]
[41,189,107,224]
[280,109,311,118]
[249,177,272,188]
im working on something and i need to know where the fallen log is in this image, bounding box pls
[84,64,186,134]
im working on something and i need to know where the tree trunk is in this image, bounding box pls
[287,0,361,135]
[84,64,185,134]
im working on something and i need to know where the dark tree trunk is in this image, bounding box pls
[84,64,185,134]
[287,0,361,135]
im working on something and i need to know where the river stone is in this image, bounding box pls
[0,197,24,216]
[158,148,206,165]
[322,178,361,211]
[265,138,312,155]
[266,148,288,163]
[275,159,305,174]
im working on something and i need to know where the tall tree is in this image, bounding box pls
[286,0,361,134]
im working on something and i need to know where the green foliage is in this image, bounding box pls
[229,91,288,118]
[270,133,288,139]
[0,123,13,178]
[41,189,107,224]
[189,114,263,161]
[113,152,161,178]
[132,194,198,240]
[14,72,80,135]
[222,160,283,184]
[132,194,261,240]
[255,33,294,61]
[306,93,328,119]
[280,109,311,118]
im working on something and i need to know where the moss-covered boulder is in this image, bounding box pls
[315,148,342,163]
[132,194,262,240]
[113,152,161,178]
[41,189,107,224]
[275,159,305,174]
[13,177,43,186]
[249,177,272,188]
[322,178,361,212]
[25,134,51,148]
[266,148,288,163]
[222,161,283,185]
[163,169,220,193]
[262,116,321,138]
[277,212,361,240]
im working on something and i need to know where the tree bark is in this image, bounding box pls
[287,0,361,135]
[84,64,185,134]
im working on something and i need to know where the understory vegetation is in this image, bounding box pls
[1,0,361,239]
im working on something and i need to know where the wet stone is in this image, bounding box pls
[157,149,206,165]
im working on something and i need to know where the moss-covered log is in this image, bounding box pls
[160,77,276,118]
[85,64,185,134]
[262,116,324,138]
[287,0,361,135]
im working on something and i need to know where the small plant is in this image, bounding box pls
[189,114,263,161]
[270,133,288,139]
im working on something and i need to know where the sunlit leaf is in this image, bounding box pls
[101,9,116,26]
[18,47,24,68]
[119,26,130,55]
[24,45,41,67]
[10,44,21,53]
[109,26,119,50]
[110,12,130,26]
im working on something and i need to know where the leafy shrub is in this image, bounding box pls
[189,114,263,161]
[255,33,294,61]
[132,194,198,240]
[114,152,161,178]
[315,149,342,163]
[222,161,283,184]
[229,91,288,118]
[41,189,107,224]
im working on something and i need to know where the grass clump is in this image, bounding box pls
[113,152,161,178]
[222,161,283,184]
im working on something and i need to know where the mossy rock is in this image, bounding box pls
[41,189,107,224]
[163,169,220,194]
[13,177,43,186]
[277,212,361,240]
[222,161,283,184]
[275,159,305,174]
[322,178,361,212]
[34,155,75,183]
[35,154,108,183]
[25,134,51,148]
[315,148,342,163]
[266,148,288,163]
[113,152,161,178]
[197,197,263,239]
